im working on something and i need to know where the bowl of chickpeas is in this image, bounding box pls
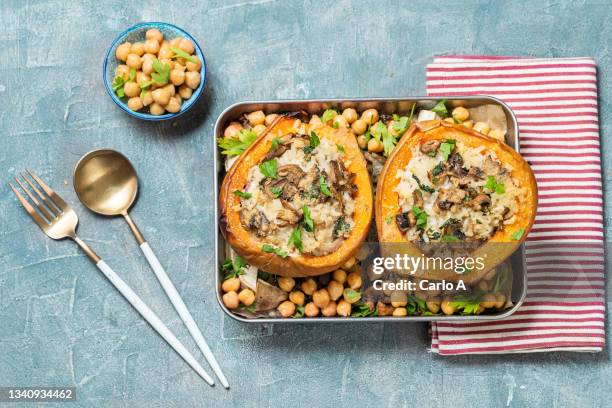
[103,22,206,120]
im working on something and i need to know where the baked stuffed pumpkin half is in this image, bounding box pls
[220,113,373,277]
[375,120,537,285]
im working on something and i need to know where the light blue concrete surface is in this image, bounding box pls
[1,1,611,407]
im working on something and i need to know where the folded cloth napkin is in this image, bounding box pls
[427,56,605,354]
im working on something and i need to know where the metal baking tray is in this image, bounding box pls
[213,97,527,323]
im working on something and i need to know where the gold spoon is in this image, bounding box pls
[73,149,229,389]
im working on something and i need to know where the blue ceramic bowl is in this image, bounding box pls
[103,22,206,121]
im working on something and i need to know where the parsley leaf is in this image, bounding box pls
[439,139,456,161]
[233,190,252,199]
[385,216,393,225]
[262,244,288,258]
[336,143,345,153]
[351,302,377,317]
[128,67,136,82]
[412,174,435,194]
[319,175,332,197]
[259,159,278,179]
[170,46,196,63]
[217,129,258,156]
[292,304,305,318]
[332,217,349,239]
[441,235,461,243]
[392,115,410,135]
[412,205,427,229]
[309,131,320,148]
[511,228,525,240]
[112,76,126,98]
[302,205,314,232]
[270,186,283,198]
[485,176,506,194]
[431,99,449,118]
[271,137,281,150]
[432,163,444,176]
[376,121,397,157]
[450,293,484,315]
[288,226,303,253]
[321,109,336,123]
[221,256,247,279]
[151,58,170,85]
[344,289,361,303]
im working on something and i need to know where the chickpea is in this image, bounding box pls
[165,96,181,113]
[387,121,399,137]
[149,102,165,116]
[141,39,159,55]
[473,122,491,135]
[130,42,145,57]
[142,91,153,107]
[346,272,362,290]
[356,135,368,149]
[265,113,279,126]
[337,300,352,317]
[145,28,163,43]
[375,302,393,316]
[462,120,474,129]
[342,108,358,124]
[277,277,295,292]
[361,108,379,125]
[312,289,330,309]
[169,37,181,47]
[160,58,175,70]
[115,42,131,62]
[221,277,241,293]
[169,68,186,86]
[238,288,256,306]
[178,38,195,54]
[390,290,408,307]
[393,307,408,317]
[304,302,320,317]
[126,97,143,111]
[327,280,344,301]
[301,278,317,296]
[278,300,296,317]
[321,301,337,317]
[343,288,361,304]
[332,269,347,284]
[126,54,142,69]
[222,291,239,309]
[244,111,264,127]
[224,122,243,139]
[342,257,356,270]
[489,129,506,142]
[351,119,367,135]
[476,280,490,292]
[186,56,202,72]
[444,117,455,124]
[441,299,456,315]
[178,84,193,100]
[123,81,140,98]
[367,138,384,153]
[158,45,173,59]
[115,64,130,80]
[136,72,151,86]
[289,290,305,306]
[494,292,506,309]
[152,88,171,106]
[332,115,349,129]
[185,71,201,89]
[142,58,154,75]
[452,106,470,122]
[309,115,323,126]
[426,298,441,314]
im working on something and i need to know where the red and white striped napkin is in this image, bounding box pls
[426,56,605,354]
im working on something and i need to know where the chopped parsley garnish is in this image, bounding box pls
[392,115,410,135]
[309,131,320,148]
[485,175,505,194]
[431,99,449,118]
[233,190,252,199]
[385,216,393,225]
[259,159,278,179]
[302,205,315,232]
[371,121,396,157]
[270,186,283,198]
[218,129,258,156]
[151,58,170,85]
[344,289,361,302]
[170,46,196,63]
[412,174,435,194]
[449,293,483,315]
[439,139,456,161]
[511,228,525,240]
[412,205,427,229]
[332,217,349,239]
[292,304,305,318]
[112,75,126,98]
[271,137,281,150]
[262,244,288,258]
[432,163,444,176]
[321,109,337,123]
[221,256,247,279]
[288,226,303,253]
[351,302,377,317]
[441,234,461,243]
[336,143,345,153]
[319,175,332,197]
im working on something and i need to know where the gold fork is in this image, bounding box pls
[9,170,215,386]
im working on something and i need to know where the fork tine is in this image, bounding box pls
[14,177,53,222]
[21,172,61,216]
[26,169,69,211]
[9,182,49,230]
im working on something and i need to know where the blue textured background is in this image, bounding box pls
[1,1,610,407]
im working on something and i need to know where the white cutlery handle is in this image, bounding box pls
[140,242,230,389]
[95,259,215,387]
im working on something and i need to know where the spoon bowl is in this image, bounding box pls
[74,149,138,216]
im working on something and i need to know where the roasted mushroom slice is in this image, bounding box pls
[420,140,440,155]
[396,211,416,231]
[277,164,305,185]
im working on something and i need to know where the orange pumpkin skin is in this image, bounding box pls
[375,120,538,285]
[219,115,373,277]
